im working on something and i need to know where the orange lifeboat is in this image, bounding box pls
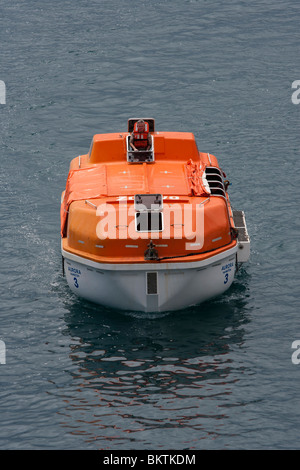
[60,118,250,312]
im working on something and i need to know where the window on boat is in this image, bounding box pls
[134,194,163,232]
[135,212,163,232]
[204,167,226,197]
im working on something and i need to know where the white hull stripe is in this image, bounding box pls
[61,243,237,272]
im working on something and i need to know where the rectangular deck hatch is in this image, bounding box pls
[134,194,163,211]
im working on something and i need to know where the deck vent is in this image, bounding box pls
[147,272,158,295]
[205,167,226,197]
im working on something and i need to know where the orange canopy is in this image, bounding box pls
[60,160,209,237]
[60,166,107,237]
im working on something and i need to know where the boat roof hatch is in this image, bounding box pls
[134,194,163,212]
[128,118,155,133]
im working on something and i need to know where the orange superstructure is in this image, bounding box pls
[61,119,237,266]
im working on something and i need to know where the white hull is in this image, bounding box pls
[62,245,238,312]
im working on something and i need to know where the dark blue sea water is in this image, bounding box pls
[1,0,300,450]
